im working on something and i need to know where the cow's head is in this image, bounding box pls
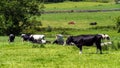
[29,35,34,41]
[101,34,110,40]
[66,36,73,45]
[21,34,25,38]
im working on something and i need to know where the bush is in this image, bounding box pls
[117,41,120,49]
[111,41,118,50]
[46,26,52,32]
[115,16,120,33]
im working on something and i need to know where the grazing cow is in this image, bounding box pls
[21,34,31,41]
[66,34,110,54]
[68,21,75,25]
[89,22,97,25]
[53,34,64,45]
[8,34,15,42]
[29,35,46,44]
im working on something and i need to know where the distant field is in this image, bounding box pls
[44,2,120,11]
[38,11,120,29]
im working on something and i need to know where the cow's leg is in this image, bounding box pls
[96,48,99,54]
[96,43,102,54]
[76,44,82,54]
[53,40,58,44]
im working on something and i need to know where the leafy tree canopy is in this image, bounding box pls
[0,0,44,35]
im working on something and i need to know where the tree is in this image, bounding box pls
[0,0,44,35]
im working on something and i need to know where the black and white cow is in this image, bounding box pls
[53,34,64,45]
[21,34,31,41]
[8,34,15,42]
[66,34,110,54]
[29,34,46,44]
[21,34,47,44]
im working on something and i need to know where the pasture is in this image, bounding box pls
[39,11,120,29]
[1,1,120,68]
[0,36,120,68]
[44,2,120,11]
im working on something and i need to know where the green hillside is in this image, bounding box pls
[44,2,120,11]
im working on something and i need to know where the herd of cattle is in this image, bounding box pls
[8,33,112,54]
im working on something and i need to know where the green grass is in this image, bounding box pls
[0,36,120,68]
[1,2,120,68]
[38,11,120,29]
[44,2,120,11]
[0,37,120,68]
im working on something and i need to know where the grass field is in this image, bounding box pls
[44,2,120,11]
[38,11,120,29]
[1,1,120,68]
[0,36,120,68]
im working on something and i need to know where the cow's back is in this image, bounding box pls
[71,34,97,46]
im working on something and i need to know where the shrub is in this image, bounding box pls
[115,16,120,33]
[111,41,118,50]
[117,41,120,49]
[46,26,52,32]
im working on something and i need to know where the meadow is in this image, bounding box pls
[44,2,120,11]
[0,36,120,68]
[39,11,120,29]
[0,1,120,68]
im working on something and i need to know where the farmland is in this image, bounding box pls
[44,2,120,11]
[39,11,119,29]
[0,1,120,68]
[0,37,120,68]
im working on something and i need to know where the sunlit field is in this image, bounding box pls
[0,36,120,68]
[44,2,120,11]
[38,11,120,29]
[1,1,120,68]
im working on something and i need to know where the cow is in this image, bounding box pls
[8,34,15,42]
[21,34,31,41]
[29,34,46,44]
[53,34,64,45]
[65,34,110,54]
[89,22,97,25]
[68,21,75,25]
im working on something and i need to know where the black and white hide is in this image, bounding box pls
[29,35,46,44]
[21,34,31,41]
[8,34,15,42]
[99,34,112,46]
[65,34,110,54]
